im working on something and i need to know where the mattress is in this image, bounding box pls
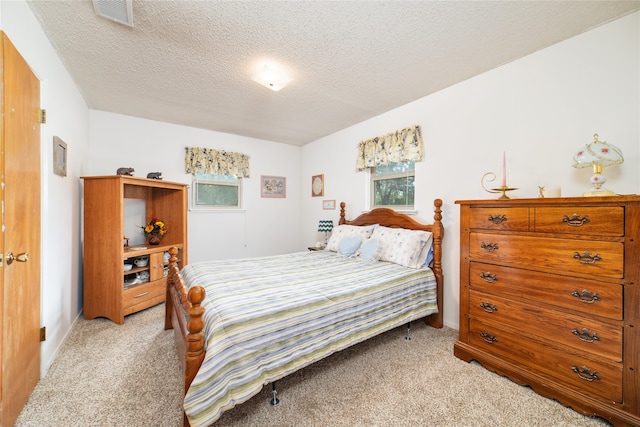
[180,250,438,426]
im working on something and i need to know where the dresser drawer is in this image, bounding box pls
[123,280,165,314]
[469,232,624,278]
[469,318,623,404]
[469,262,623,320]
[469,207,529,231]
[534,207,624,236]
[469,290,622,361]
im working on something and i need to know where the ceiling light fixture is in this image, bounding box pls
[92,0,134,27]
[251,63,292,92]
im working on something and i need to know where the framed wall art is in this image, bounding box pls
[260,175,286,198]
[322,200,336,210]
[53,136,67,177]
[311,174,324,197]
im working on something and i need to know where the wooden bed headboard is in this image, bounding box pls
[339,200,443,233]
[338,199,444,328]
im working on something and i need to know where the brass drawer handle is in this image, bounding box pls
[488,214,507,225]
[572,328,600,343]
[480,331,498,344]
[481,242,499,252]
[571,365,601,382]
[480,302,498,313]
[134,291,150,298]
[480,272,497,283]
[573,251,601,265]
[563,214,590,227]
[571,289,600,304]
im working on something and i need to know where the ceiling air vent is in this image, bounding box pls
[92,0,134,27]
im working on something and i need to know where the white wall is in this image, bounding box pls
[88,111,303,262]
[301,11,640,330]
[0,1,91,374]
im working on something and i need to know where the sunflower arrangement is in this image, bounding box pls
[141,217,168,236]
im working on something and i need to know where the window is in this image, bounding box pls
[371,161,415,210]
[192,173,242,210]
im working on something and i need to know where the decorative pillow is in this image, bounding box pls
[370,226,433,269]
[422,245,435,268]
[325,224,377,252]
[338,236,362,257]
[358,238,383,261]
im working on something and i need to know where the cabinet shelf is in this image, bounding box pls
[123,277,148,289]
[123,243,180,257]
[124,266,144,276]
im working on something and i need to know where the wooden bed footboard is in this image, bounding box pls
[164,247,206,397]
[165,199,444,426]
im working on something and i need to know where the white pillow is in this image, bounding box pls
[370,226,433,269]
[326,224,377,252]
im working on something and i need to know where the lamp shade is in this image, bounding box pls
[572,133,624,196]
[573,133,624,169]
[318,220,334,233]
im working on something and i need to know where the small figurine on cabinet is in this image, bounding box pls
[146,172,163,180]
[116,167,135,176]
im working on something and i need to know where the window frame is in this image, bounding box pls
[191,173,243,211]
[370,161,415,211]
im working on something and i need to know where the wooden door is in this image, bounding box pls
[0,33,42,426]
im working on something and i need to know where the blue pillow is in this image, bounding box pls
[359,238,381,260]
[338,237,362,257]
[423,246,434,267]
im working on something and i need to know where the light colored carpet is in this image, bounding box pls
[16,304,610,426]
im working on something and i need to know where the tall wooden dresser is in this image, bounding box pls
[455,196,640,426]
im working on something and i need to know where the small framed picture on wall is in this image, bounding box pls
[261,175,286,198]
[323,200,336,210]
[53,136,67,177]
[311,174,324,197]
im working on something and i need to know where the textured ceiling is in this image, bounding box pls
[27,1,640,146]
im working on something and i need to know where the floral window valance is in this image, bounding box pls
[185,147,250,178]
[355,125,423,171]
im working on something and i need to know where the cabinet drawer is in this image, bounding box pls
[533,206,624,236]
[469,207,529,231]
[469,318,623,404]
[123,280,165,314]
[469,232,624,278]
[469,262,623,320]
[469,290,622,361]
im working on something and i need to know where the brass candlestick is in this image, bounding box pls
[482,172,518,199]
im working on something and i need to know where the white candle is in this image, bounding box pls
[542,186,561,198]
[501,151,507,187]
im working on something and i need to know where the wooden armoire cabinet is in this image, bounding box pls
[81,175,188,324]
[455,196,640,426]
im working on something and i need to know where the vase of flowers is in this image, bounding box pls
[141,217,167,245]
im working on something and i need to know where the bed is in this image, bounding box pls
[165,199,444,426]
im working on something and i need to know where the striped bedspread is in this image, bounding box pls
[181,250,438,426]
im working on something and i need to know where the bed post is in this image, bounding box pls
[178,286,206,427]
[165,247,180,330]
[426,198,444,329]
[339,201,347,225]
[164,247,206,427]
[186,287,206,393]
